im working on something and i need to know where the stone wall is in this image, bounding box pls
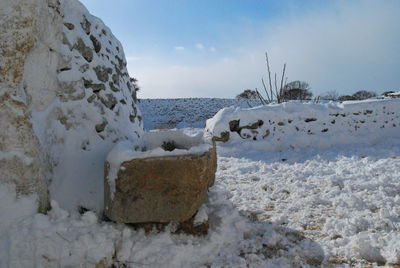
[0,0,143,213]
[206,99,400,151]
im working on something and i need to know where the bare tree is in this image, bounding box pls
[323,90,339,101]
[236,89,258,99]
[352,90,377,100]
[281,81,312,101]
[258,52,287,104]
[338,95,356,101]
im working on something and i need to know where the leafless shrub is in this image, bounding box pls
[257,52,287,104]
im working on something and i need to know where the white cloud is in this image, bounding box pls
[174,46,185,51]
[209,46,216,53]
[126,56,142,61]
[131,0,400,98]
[195,43,204,50]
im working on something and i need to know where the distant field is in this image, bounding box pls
[138,98,262,130]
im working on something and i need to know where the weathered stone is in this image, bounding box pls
[79,64,90,73]
[112,73,120,85]
[229,120,240,132]
[245,120,264,129]
[58,81,86,102]
[224,119,264,141]
[213,131,230,142]
[83,78,105,92]
[90,35,101,53]
[100,93,117,110]
[80,15,91,35]
[95,119,108,133]
[63,22,75,30]
[304,118,317,122]
[87,94,96,103]
[104,141,217,223]
[73,38,93,62]
[94,65,112,82]
[90,84,106,93]
[109,81,119,92]
[115,55,125,69]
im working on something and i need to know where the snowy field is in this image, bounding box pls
[1,130,399,267]
[139,98,261,130]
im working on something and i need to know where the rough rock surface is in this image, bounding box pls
[0,0,143,213]
[104,145,217,223]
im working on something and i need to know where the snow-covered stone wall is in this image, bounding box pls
[0,0,143,213]
[206,99,400,151]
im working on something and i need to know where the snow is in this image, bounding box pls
[2,130,399,266]
[139,98,261,130]
[388,91,400,97]
[217,141,400,265]
[1,0,399,265]
[0,151,34,165]
[193,204,209,226]
[0,184,38,236]
[206,99,400,151]
[19,0,144,213]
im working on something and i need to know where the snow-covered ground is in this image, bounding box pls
[1,99,400,267]
[1,132,399,267]
[217,140,400,267]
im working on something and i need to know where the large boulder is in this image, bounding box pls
[104,131,217,223]
[0,0,143,213]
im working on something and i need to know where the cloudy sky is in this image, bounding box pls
[80,0,400,98]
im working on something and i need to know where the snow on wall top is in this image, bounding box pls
[206,99,400,151]
[0,0,143,213]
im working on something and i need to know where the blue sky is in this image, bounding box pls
[80,0,400,98]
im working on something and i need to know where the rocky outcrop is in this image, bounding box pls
[0,0,143,213]
[104,132,217,223]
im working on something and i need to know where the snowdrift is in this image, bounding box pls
[206,99,400,151]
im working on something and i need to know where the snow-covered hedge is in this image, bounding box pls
[206,99,400,150]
